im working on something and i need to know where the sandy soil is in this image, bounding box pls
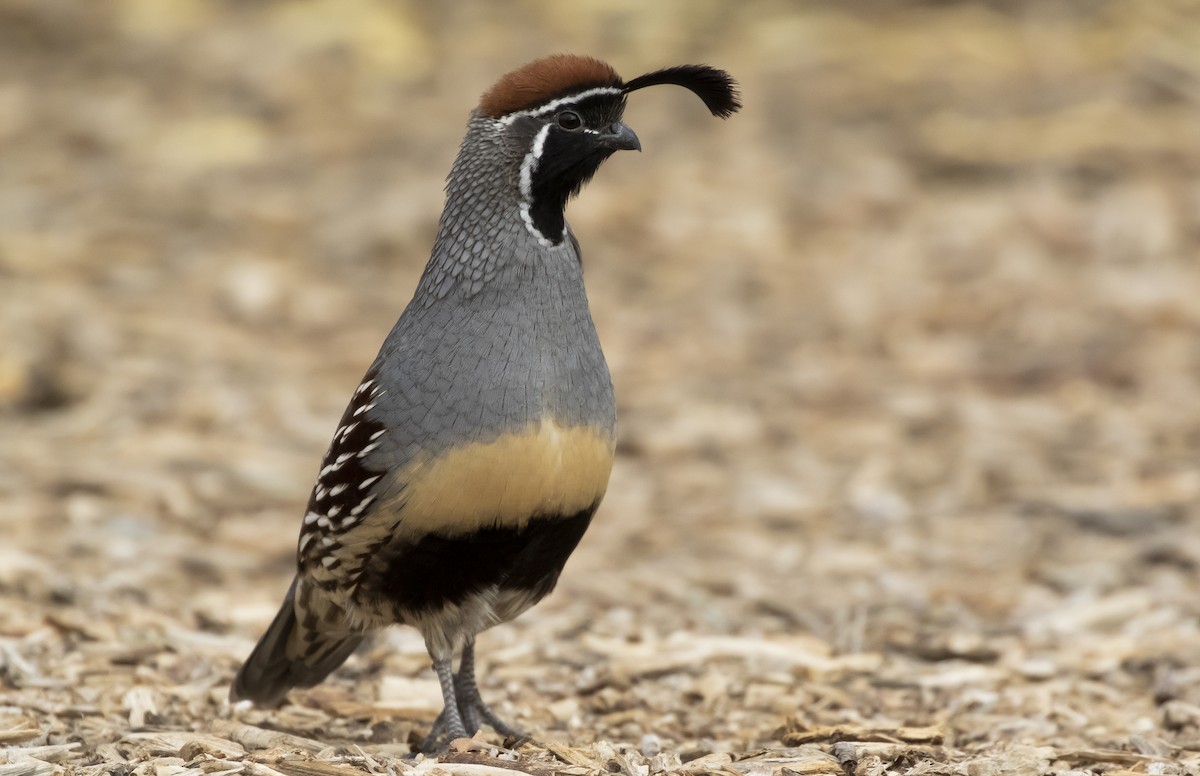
[3,2,1200,774]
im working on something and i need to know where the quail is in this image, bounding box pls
[230,54,740,751]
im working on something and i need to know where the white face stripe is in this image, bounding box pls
[519,123,552,203]
[508,87,623,248]
[518,123,556,248]
[519,202,555,249]
[497,85,624,125]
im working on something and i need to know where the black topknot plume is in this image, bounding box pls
[622,64,742,118]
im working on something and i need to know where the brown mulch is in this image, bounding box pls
[3,2,1200,775]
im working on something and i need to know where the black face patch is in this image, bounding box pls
[517,93,628,245]
[527,131,616,244]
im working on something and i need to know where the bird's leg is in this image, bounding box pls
[454,638,527,742]
[455,654,482,737]
[420,656,468,753]
[417,708,447,754]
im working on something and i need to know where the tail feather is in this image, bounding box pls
[230,578,364,706]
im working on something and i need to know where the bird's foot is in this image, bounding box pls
[418,640,530,754]
[417,695,528,754]
[463,694,528,744]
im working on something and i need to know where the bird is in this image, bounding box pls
[229,54,741,752]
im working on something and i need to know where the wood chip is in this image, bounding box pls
[439,752,555,776]
[0,744,82,764]
[0,724,42,746]
[1057,748,1162,766]
[779,722,944,746]
[124,732,247,760]
[727,748,843,776]
[0,763,60,776]
[271,759,368,776]
[543,743,594,769]
[209,721,326,756]
[406,763,554,776]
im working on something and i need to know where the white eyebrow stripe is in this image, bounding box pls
[497,86,624,125]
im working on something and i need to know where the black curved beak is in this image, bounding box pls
[601,122,641,152]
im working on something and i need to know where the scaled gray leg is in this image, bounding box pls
[419,657,468,753]
[455,638,526,741]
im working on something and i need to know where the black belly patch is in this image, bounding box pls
[369,506,597,614]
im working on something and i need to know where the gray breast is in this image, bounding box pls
[367,218,616,467]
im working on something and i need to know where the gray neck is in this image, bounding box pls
[375,115,614,440]
[413,115,551,306]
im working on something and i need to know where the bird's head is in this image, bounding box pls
[471,54,741,247]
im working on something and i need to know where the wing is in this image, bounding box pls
[297,364,402,600]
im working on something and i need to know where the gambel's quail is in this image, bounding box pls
[229,54,740,751]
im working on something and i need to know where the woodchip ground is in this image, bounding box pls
[2,2,1199,774]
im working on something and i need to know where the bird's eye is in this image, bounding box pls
[557,110,583,130]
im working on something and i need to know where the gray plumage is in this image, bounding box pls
[229,54,740,751]
[232,110,615,713]
[377,116,615,449]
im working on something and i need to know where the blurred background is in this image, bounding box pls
[2,0,1200,771]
